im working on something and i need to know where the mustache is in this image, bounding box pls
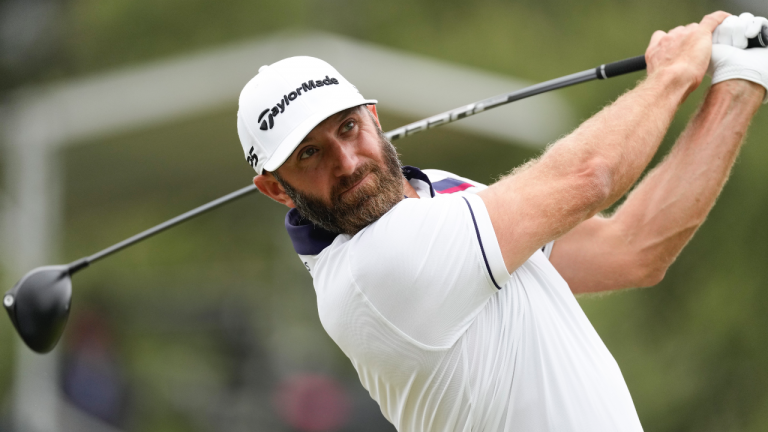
[273,135,404,235]
[331,162,378,202]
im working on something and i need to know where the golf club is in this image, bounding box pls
[5,26,767,354]
[3,184,258,353]
[385,25,767,141]
[384,55,648,141]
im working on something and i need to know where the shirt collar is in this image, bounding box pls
[285,166,433,255]
[402,165,435,198]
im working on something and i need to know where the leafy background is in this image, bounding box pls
[1,0,767,431]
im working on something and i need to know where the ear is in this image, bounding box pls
[253,173,296,208]
[366,104,382,129]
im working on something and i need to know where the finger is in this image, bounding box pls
[716,15,738,45]
[741,12,758,38]
[700,11,731,33]
[746,16,768,39]
[649,30,666,48]
[667,25,687,39]
[739,12,755,22]
[670,25,686,34]
[712,25,721,44]
[731,16,748,49]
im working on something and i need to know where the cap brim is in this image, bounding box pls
[262,98,378,173]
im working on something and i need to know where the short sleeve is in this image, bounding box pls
[541,241,555,259]
[345,194,511,348]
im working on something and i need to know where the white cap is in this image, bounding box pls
[237,56,377,174]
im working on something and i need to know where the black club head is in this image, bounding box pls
[3,266,73,354]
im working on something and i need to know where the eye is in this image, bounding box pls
[341,120,355,133]
[299,147,318,160]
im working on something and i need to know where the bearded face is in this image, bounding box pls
[273,126,405,235]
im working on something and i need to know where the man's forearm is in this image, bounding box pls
[609,79,763,277]
[480,15,731,272]
[482,71,698,272]
[545,69,692,210]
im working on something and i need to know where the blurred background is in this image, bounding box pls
[1,0,767,431]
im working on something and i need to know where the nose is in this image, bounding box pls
[328,138,359,177]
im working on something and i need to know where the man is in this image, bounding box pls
[237,11,767,431]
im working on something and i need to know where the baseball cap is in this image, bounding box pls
[237,56,377,174]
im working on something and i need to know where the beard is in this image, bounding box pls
[274,129,405,236]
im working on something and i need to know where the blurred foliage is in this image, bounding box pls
[2,0,768,431]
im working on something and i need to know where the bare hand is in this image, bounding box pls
[646,11,731,94]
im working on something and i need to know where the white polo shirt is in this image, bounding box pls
[285,166,643,432]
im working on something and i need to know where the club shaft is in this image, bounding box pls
[80,184,258,267]
[71,35,768,270]
[67,55,649,274]
[384,69,596,141]
[385,55,647,141]
[383,23,768,142]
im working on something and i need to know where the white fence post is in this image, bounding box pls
[2,97,62,432]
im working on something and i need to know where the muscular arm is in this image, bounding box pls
[478,12,729,273]
[550,79,764,293]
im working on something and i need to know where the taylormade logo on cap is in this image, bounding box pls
[237,57,377,174]
[258,76,341,131]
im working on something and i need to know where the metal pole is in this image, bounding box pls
[3,100,61,432]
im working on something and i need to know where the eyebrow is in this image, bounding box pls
[298,107,360,145]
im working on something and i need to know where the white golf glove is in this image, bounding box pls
[709,13,768,103]
[712,13,768,49]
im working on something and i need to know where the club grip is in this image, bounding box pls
[746,25,768,49]
[596,55,647,80]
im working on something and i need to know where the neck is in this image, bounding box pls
[403,177,419,198]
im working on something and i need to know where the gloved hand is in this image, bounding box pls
[709,12,768,103]
[712,13,768,49]
[708,45,768,103]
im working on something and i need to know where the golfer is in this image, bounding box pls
[237,11,767,431]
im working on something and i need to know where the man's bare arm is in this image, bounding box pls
[478,12,730,273]
[550,79,764,293]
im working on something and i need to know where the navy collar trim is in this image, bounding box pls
[402,165,435,198]
[285,166,433,255]
[285,209,338,255]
